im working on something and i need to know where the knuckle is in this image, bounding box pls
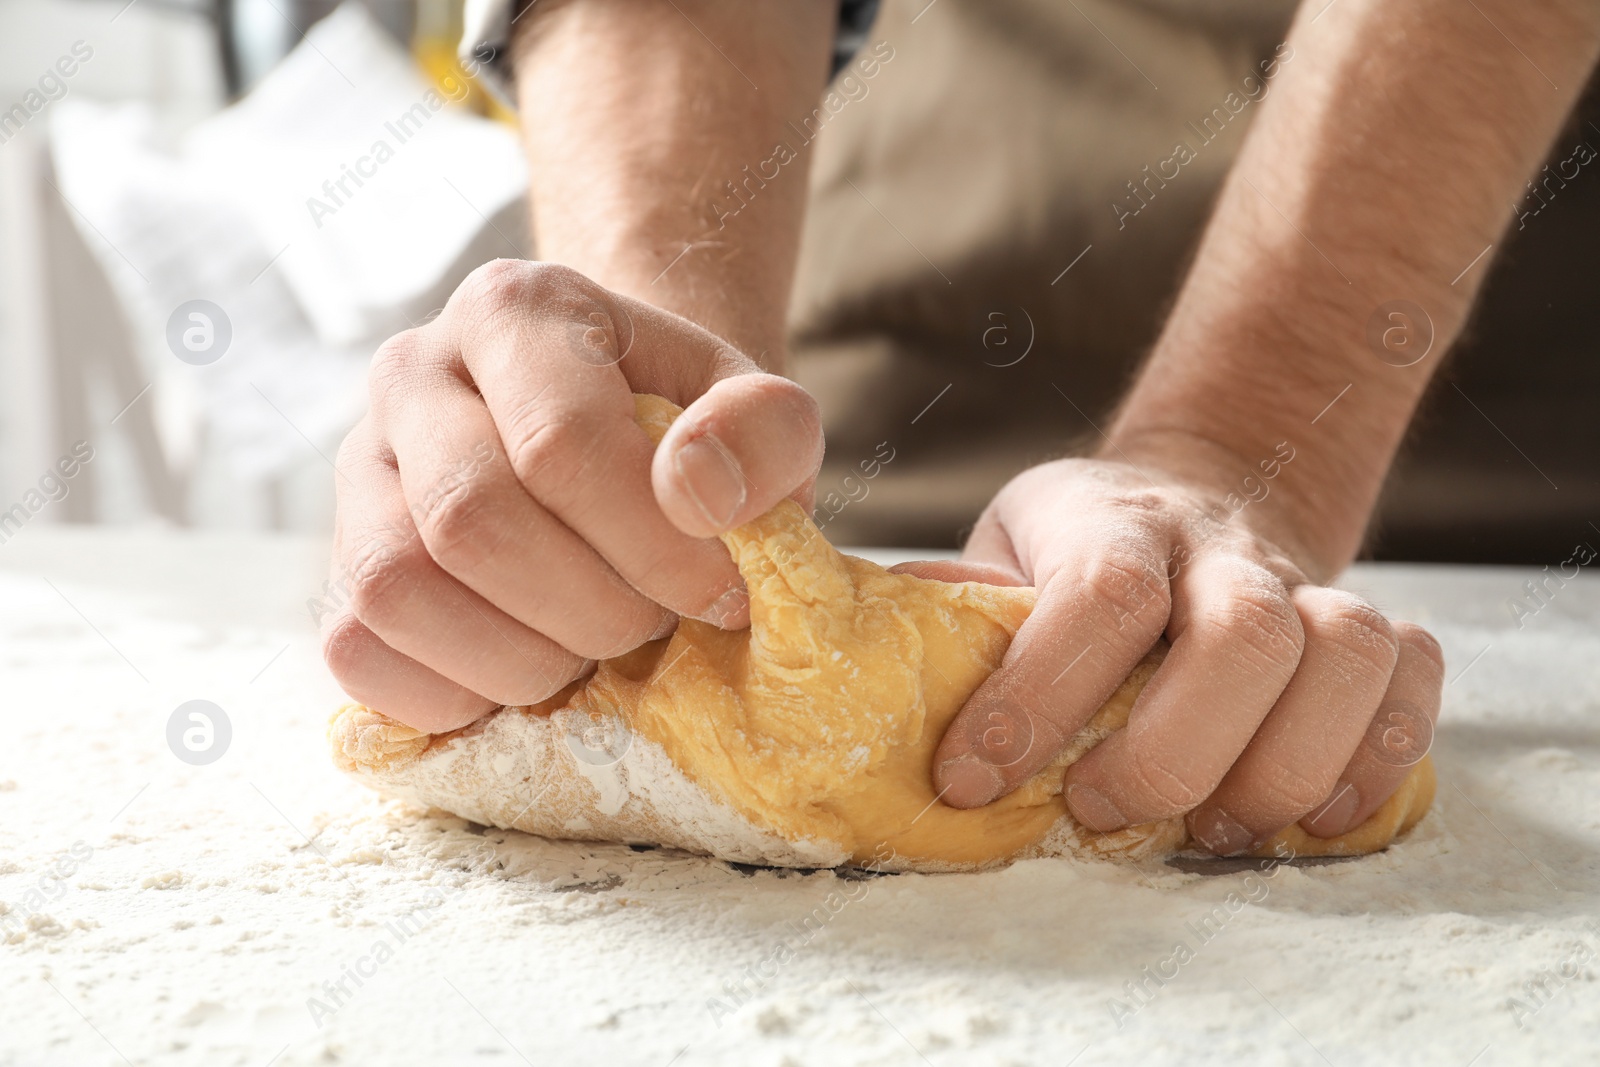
[457,259,529,317]
[368,329,431,402]
[1395,621,1446,672]
[1113,486,1171,520]
[1364,702,1434,766]
[1083,553,1169,633]
[457,259,591,326]
[522,259,588,292]
[1305,591,1395,652]
[334,427,366,472]
[1250,755,1335,814]
[506,410,605,503]
[333,418,382,479]
[1126,747,1207,814]
[973,685,1064,772]
[455,260,527,325]
[414,476,506,576]
[346,530,427,629]
[752,371,820,420]
[320,611,372,687]
[751,374,824,461]
[1208,589,1304,675]
[1311,592,1399,676]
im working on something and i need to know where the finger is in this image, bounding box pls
[1183,587,1400,855]
[373,329,674,659]
[1300,621,1443,838]
[321,610,496,733]
[334,431,589,707]
[1061,551,1305,831]
[653,373,824,538]
[445,260,746,625]
[887,559,1029,586]
[934,496,1175,809]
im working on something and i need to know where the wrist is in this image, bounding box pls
[511,0,829,375]
[1100,426,1344,583]
[543,225,792,371]
[1103,248,1448,584]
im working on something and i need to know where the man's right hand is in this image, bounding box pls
[321,260,824,733]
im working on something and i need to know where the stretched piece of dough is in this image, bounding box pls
[329,395,1434,871]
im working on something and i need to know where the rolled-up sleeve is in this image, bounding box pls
[460,0,881,107]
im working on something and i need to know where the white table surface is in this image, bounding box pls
[1,528,1597,1066]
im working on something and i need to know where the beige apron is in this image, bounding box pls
[790,0,1298,547]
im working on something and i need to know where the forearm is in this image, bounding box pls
[1106,0,1600,580]
[511,0,833,369]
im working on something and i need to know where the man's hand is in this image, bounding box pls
[914,454,1442,854]
[321,261,822,733]
[917,0,1599,853]
[323,0,833,732]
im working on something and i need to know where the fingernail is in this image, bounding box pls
[1066,782,1127,832]
[1302,781,1361,838]
[937,753,1004,808]
[697,586,749,629]
[1191,807,1255,856]
[675,433,747,530]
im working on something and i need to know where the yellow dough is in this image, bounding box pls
[329,395,1434,871]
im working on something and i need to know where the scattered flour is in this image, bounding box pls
[1,535,1598,1065]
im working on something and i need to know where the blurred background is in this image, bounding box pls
[2,0,1597,563]
[0,0,520,537]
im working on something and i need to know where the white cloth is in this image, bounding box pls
[47,2,529,505]
[186,2,528,347]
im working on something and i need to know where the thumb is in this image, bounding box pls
[652,373,823,538]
